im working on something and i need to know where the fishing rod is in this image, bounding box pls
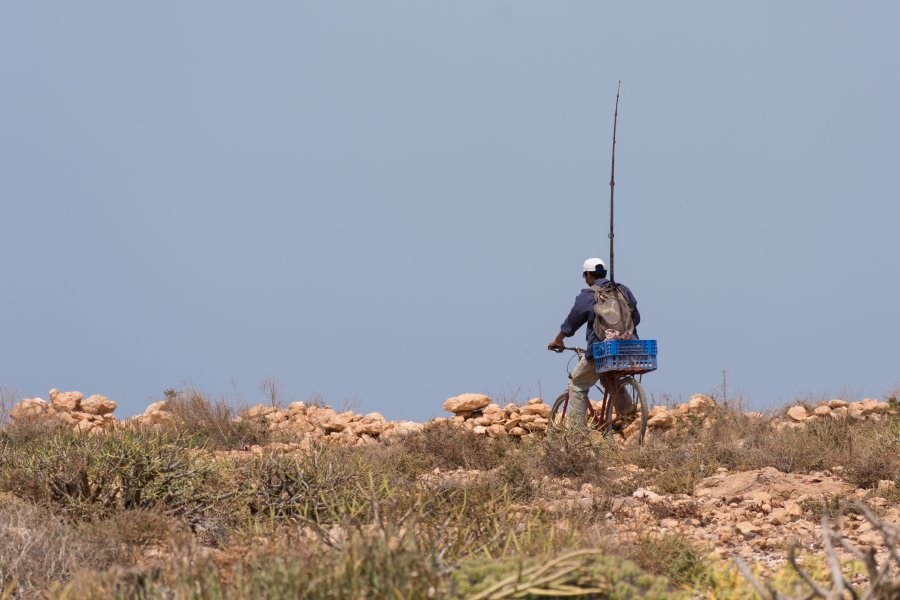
[608,80,620,283]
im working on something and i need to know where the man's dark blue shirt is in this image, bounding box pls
[560,279,640,351]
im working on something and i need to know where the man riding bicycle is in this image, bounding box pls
[547,258,641,428]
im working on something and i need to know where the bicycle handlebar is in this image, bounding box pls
[549,346,585,355]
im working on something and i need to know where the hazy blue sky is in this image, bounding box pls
[2,2,898,420]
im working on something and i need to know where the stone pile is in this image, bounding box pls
[239,402,423,446]
[621,394,896,442]
[624,393,720,440]
[9,389,117,434]
[438,393,552,437]
[129,399,423,447]
[779,398,894,427]
[436,392,725,441]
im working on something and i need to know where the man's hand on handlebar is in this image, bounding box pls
[547,335,566,353]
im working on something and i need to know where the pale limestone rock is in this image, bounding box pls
[142,410,175,426]
[746,490,771,503]
[472,425,487,435]
[352,416,388,436]
[266,411,289,424]
[768,508,789,525]
[861,398,889,414]
[648,405,668,418]
[622,419,641,439]
[735,521,759,538]
[857,530,883,546]
[485,413,504,424]
[323,418,346,433]
[786,406,808,422]
[689,394,717,411]
[308,407,337,425]
[80,394,116,415]
[695,467,852,502]
[52,391,83,412]
[10,398,49,419]
[472,416,491,426]
[49,388,59,402]
[483,403,502,414]
[504,417,522,430]
[784,500,803,517]
[74,420,95,434]
[245,404,277,418]
[520,404,551,418]
[632,488,660,500]
[486,424,506,437]
[827,398,849,409]
[660,518,679,529]
[848,403,866,420]
[507,426,526,436]
[57,412,77,426]
[647,412,676,429]
[288,401,307,414]
[813,405,832,417]
[527,397,543,405]
[443,393,491,413]
[333,411,355,425]
[144,400,168,415]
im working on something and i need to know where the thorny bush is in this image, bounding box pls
[0,429,222,526]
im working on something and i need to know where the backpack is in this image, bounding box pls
[590,283,636,341]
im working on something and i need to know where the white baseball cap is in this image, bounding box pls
[582,258,606,274]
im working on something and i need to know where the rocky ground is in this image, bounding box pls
[4,389,899,597]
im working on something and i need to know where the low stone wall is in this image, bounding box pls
[7,389,896,446]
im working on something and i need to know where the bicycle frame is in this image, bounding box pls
[556,373,622,429]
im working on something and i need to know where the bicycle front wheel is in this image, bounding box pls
[603,376,648,445]
[548,392,569,431]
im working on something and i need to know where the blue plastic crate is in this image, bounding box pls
[593,340,658,375]
[593,339,657,357]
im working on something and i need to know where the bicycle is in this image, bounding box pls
[548,345,650,445]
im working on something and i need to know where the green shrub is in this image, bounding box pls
[0,430,220,525]
[451,550,679,599]
[238,445,390,526]
[629,534,711,589]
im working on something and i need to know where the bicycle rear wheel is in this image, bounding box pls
[602,376,648,445]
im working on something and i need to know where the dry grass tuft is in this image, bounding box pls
[540,425,610,484]
[163,388,272,450]
[397,420,513,471]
